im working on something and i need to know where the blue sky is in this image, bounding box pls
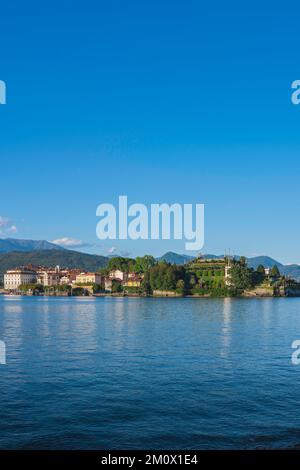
[0,0,300,263]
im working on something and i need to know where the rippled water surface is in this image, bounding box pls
[0,296,300,449]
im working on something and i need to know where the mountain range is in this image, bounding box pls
[157,251,283,268]
[0,239,299,280]
[0,238,65,253]
[157,252,300,280]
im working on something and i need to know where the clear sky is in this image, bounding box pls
[1,0,300,263]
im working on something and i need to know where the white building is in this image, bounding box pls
[104,277,113,292]
[60,275,71,285]
[225,264,232,286]
[37,271,61,286]
[104,277,122,292]
[109,270,127,281]
[4,269,37,291]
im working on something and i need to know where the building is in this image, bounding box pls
[127,272,144,280]
[104,277,122,292]
[67,269,82,282]
[104,277,113,292]
[4,269,37,290]
[109,270,128,281]
[60,275,71,285]
[225,264,232,286]
[37,270,61,287]
[75,272,103,285]
[123,274,143,288]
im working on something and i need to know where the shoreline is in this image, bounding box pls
[1,292,298,299]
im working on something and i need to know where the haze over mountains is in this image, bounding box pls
[0,238,65,253]
[0,239,299,280]
[157,252,300,280]
[157,251,283,268]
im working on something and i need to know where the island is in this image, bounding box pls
[1,254,300,298]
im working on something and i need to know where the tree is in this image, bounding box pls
[141,271,152,295]
[111,279,123,293]
[163,269,176,290]
[270,265,280,277]
[230,263,253,291]
[147,263,186,292]
[256,265,265,274]
[98,267,109,276]
[92,283,103,294]
[134,255,156,273]
[19,283,44,294]
[72,287,86,296]
[57,284,71,293]
[239,256,247,267]
[107,257,135,273]
[253,264,265,286]
[176,279,185,295]
[189,275,197,288]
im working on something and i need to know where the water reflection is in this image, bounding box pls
[1,297,300,450]
[220,298,232,358]
[0,297,24,353]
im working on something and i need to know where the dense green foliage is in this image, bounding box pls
[72,287,86,296]
[229,261,253,292]
[19,283,44,293]
[92,283,103,294]
[107,257,135,272]
[107,255,156,274]
[270,265,280,277]
[111,279,123,293]
[148,264,186,292]
[185,258,227,295]
[18,283,71,295]
[44,284,70,293]
[134,255,156,273]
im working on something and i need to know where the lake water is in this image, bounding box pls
[0,296,300,449]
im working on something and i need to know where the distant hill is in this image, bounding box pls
[246,256,283,269]
[246,256,300,280]
[0,249,108,275]
[0,238,65,253]
[280,265,300,281]
[158,252,283,268]
[157,252,195,265]
[157,251,300,280]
